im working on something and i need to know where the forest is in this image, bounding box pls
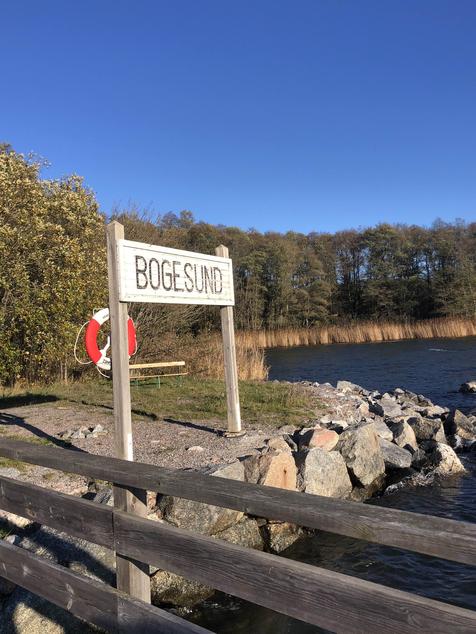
[1,146,476,384]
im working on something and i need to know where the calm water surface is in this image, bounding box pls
[194,337,476,632]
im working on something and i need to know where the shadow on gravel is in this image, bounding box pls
[163,417,223,435]
[1,526,114,634]
[0,394,59,409]
[0,411,86,452]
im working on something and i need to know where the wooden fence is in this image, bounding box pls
[0,438,475,633]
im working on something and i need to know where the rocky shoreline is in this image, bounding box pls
[149,379,474,607]
[1,379,475,628]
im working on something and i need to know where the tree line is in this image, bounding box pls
[1,146,475,384]
[119,210,476,330]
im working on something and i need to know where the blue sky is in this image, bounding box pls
[2,1,475,233]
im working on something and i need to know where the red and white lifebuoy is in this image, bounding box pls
[84,308,136,371]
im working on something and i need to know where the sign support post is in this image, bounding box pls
[106,221,151,603]
[215,244,242,435]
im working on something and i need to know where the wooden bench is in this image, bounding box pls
[129,361,187,386]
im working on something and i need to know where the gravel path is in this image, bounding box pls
[0,401,296,494]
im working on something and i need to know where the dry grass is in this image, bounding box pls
[192,334,269,381]
[236,317,476,349]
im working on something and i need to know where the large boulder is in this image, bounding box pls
[261,522,302,553]
[459,381,476,393]
[369,396,403,419]
[266,436,293,454]
[298,427,339,451]
[214,517,264,550]
[426,442,466,476]
[373,419,393,442]
[421,404,447,418]
[242,448,297,490]
[378,438,412,470]
[389,420,418,451]
[444,409,476,441]
[336,380,368,395]
[407,415,443,442]
[159,461,245,535]
[336,423,385,486]
[297,448,352,498]
[350,474,385,502]
[151,570,214,607]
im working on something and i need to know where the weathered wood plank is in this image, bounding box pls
[0,475,113,548]
[114,511,476,634]
[1,438,475,565]
[107,221,151,603]
[0,540,210,633]
[129,361,185,369]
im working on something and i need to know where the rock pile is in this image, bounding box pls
[148,380,472,606]
[58,424,107,440]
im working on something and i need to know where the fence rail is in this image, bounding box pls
[0,438,475,633]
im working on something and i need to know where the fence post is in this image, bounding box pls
[215,244,243,435]
[107,221,151,603]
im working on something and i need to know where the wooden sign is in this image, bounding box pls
[117,240,234,306]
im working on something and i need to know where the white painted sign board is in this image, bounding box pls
[117,239,235,306]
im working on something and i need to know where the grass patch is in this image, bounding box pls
[0,456,27,472]
[0,434,55,447]
[1,378,323,427]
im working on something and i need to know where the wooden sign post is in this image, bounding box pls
[106,222,150,602]
[106,222,243,600]
[215,245,241,434]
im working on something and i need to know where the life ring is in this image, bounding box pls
[84,308,136,371]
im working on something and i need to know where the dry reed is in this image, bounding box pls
[236,317,476,349]
[190,334,269,381]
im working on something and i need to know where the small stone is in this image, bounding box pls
[187,445,205,452]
